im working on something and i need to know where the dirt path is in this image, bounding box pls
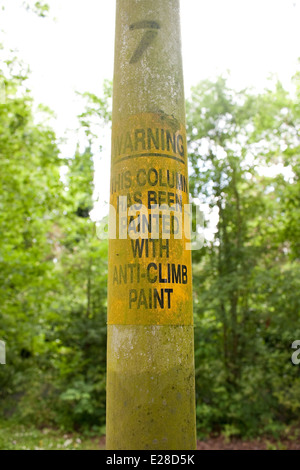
[197,437,300,450]
[99,436,300,450]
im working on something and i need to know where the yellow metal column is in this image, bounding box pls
[106,0,196,450]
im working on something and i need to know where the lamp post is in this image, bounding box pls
[106,0,196,450]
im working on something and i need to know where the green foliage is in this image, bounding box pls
[0,46,299,440]
[78,80,112,135]
[23,1,50,17]
[188,74,300,437]
[0,54,108,431]
[0,56,63,410]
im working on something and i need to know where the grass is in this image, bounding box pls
[0,422,105,450]
[1,421,299,450]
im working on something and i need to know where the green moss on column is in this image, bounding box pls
[106,0,196,450]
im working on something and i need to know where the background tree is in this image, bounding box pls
[0,54,110,431]
[187,74,300,437]
[0,47,299,439]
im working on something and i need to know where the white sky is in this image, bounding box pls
[1,0,300,224]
